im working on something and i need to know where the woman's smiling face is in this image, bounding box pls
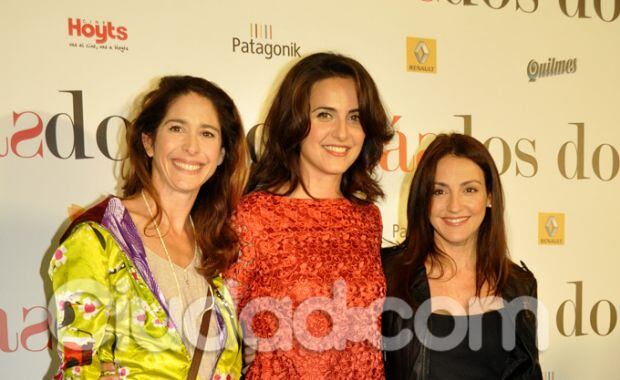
[429,155,491,253]
[298,76,365,187]
[142,91,225,197]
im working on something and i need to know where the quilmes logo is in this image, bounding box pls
[527,57,577,82]
[406,37,437,73]
[538,212,565,245]
[67,18,128,44]
[232,23,301,60]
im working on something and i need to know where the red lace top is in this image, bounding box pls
[225,191,386,379]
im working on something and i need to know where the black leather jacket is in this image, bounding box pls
[382,248,543,380]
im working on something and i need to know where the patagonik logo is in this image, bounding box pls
[232,23,302,60]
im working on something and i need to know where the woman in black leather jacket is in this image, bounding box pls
[382,133,542,380]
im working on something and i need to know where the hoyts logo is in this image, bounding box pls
[2,91,127,160]
[68,18,128,44]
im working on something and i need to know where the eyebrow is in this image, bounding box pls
[310,106,360,114]
[434,180,483,187]
[311,106,336,113]
[163,118,220,130]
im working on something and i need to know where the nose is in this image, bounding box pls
[331,117,348,141]
[183,132,199,154]
[447,192,462,213]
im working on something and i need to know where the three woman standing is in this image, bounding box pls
[48,54,541,380]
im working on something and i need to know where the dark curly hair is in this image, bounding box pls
[122,75,248,278]
[385,133,510,304]
[247,52,393,202]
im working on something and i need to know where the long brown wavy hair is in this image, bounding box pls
[122,75,248,278]
[247,52,393,202]
[385,133,510,305]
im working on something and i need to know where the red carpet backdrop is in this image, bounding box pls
[1,0,619,378]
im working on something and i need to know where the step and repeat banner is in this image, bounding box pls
[1,0,619,378]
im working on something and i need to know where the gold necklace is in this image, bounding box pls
[141,191,213,324]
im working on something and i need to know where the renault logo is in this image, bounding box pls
[414,41,430,64]
[545,216,559,237]
[407,37,437,74]
[538,212,565,245]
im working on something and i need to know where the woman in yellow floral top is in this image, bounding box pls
[49,76,248,379]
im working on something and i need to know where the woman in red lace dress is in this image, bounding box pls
[225,52,393,379]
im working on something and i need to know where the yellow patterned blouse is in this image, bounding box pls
[48,197,242,379]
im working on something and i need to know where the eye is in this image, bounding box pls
[465,186,479,193]
[349,113,360,123]
[316,111,333,120]
[432,188,445,196]
[169,125,182,133]
[202,130,216,138]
